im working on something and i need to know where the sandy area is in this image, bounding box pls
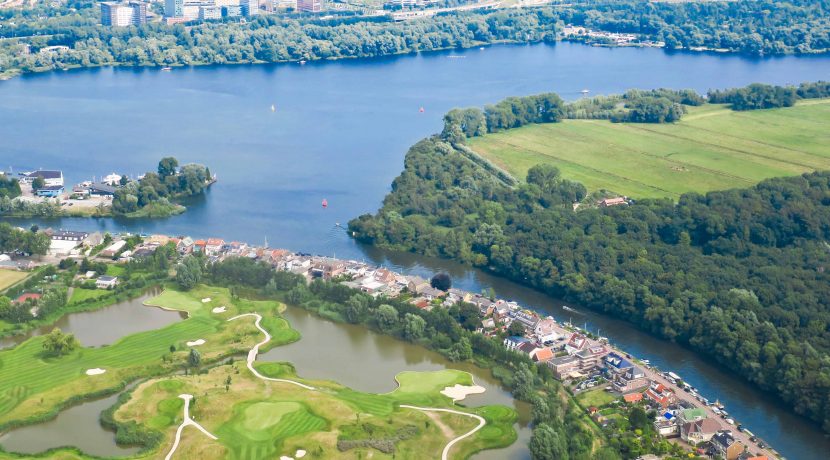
[212,306,227,313]
[279,457,293,460]
[440,384,485,402]
[86,368,106,376]
[295,450,306,458]
[186,339,206,346]
[201,298,211,303]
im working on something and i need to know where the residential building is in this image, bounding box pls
[711,431,745,460]
[677,407,707,425]
[511,310,540,330]
[274,0,296,8]
[240,0,259,15]
[680,418,721,445]
[575,345,609,372]
[222,4,242,16]
[101,2,147,26]
[96,275,119,289]
[599,197,627,207]
[548,355,580,379]
[100,240,127,257]
[644,383,676,408]
[23,170,63,187]
[564,333,588,354]
[297,0,322,12]
[534,318,559,344]
[205,238,224,255]
[35,185,64,197]
[503,336,531,352]
[622,392,643,404]
[14,293,41,304]
[654,414,679,437]
[531,347,554,363]
[604,352,633,375]
[89,183,117,196]
[165,0,184,17]
[199,5,222,19]
[613,366,649,393]
[51,230,89,242]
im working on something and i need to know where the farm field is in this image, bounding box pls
[468,99,830,199]
[0,270,28,292]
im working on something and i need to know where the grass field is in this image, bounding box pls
[469,99,830,199]
[0,270,28,292]
[575,388,619,408]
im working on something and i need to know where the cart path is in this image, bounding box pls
[400,405,486,460]
[163,394,218,460]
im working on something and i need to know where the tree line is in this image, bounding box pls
[2,1,830,78]
[348,135,830,434]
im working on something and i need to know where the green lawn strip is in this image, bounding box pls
[575,388,618,408]
[68,288,104,304]
[470,99,830,199]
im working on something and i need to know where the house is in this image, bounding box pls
[14,293,41,304]
[532,347,555,363]
[95,275,119,289]
[24,170,63,187]
[51,230,89,242]
[373,268,396,284]
[565,333,588,354]
[575,345,609,372]
[599,197,627,207]
[205,238,224,255]
[419,285,445,300]
[680,418,721,444]
[83,232,104,248]
[677,407,707,425]
[406,276,430,294]
[534,318,559,344]
[623,392,643,404]
[89,182,117,196]
[35,185,64,197]
[517,341,537,356]
[548,355,581,379]
[100,240,126,257]
[177,236,194,254]
[604,352,633,375]
[737,455,768,460]
[311,259,346,280]
[711,431,745,460]
[492,302,511,324]
[193,240,206,253]
[504,336,531,352]
[511,310,540,330]
[654,414,679,437]
[644,383,676,408]
[613,366,649,393]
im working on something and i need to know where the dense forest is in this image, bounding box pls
[349,94,830,432]
[2,0,829,78]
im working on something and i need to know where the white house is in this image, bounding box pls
[24,170,64,187]
[103,173,124,186]
[95,275,119,289]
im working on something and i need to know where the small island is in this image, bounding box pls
[0,157,215,219]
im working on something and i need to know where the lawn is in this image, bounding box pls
[469,99,830,199]
[68,287,104,304]
[576,388,618,408]
[0,270,29,292]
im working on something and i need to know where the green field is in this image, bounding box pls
[469,99,830,199]
[575,388,619,408]
[0,270,29,292]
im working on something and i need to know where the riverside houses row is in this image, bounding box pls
[4,228,774,460]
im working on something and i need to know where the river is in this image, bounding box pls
[2,42,830,458]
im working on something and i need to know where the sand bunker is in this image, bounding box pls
[279,457,293,460]
[201,298,211,303]
[212,306,227,313]
[441,384,485,402]
[295,450,307,458]
[186,339,206,347]
[86,368,106,376]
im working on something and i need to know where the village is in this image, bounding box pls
[2,228,780,460]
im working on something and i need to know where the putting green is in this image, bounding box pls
[241,401,301,431]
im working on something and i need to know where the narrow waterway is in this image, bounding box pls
[0,289,184,350]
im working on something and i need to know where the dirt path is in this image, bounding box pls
[399,405,486,460]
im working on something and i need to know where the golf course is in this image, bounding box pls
[468,99,830,199]
[0,286,517,460]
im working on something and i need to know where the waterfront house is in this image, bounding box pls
[677,407,707,424]
[205,238,224,255]
[548,355,581,379]
[711,431,745,460]
[565,333,588,354]
[23,170,64,187]
[605,352,634,375]
[177,236,194,254]
[95,275,118,289]
[50,230,89,242]
[504,336,531,352]
[534,318,559,344]
[89,182,116,196]
[654,415,679,437]
[373,268,397,284]
[532,347,555,363]
[512,310,541,330]
[193,240,206,253]
[406,276,430,294]
[35,185,64,197]
[680,418,721,444]
[623,392,643,404]
[492,302,511,324]
[613,366,649,393]
[100,240,126,257]
[575,345,609,372]
[737,455,768,460]
[644,383,676,408]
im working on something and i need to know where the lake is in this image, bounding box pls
[2,41,830,458]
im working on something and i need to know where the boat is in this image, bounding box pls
[299,60,307,65]
[271,104,276,112]
[562,305,580,313]
[580,89,590,94]
[161,67,172,71]
[322,199,328,208]
[419,107,425,113]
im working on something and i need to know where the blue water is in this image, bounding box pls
[3,42,830,459]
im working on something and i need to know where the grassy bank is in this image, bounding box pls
[469,99,830,198]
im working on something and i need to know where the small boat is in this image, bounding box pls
[322,199,328,208]
[479,47,485,50]
[161,67,172,71]
[562,305,580,313]
[271,104,276,112]
[419,107,425,113]
[299,60,307,65]
[580,89,590,94]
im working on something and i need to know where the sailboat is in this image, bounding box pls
[322,199,328,208]
[270,104,276,112]
[580,89,590,95]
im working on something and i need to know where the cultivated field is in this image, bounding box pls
[0,270,28,292]
[469,99,830,199]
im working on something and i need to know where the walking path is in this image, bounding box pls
[399,405,486,460]
[227,313,316,390]
[163,394,218,460]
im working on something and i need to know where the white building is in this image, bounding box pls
[103,173,123,186]
[96,276,119,289]
[23,170,63,187]
[199,5,222,19]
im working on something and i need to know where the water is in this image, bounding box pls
[2,42,830,458]
[0,290,184,350]
[263,306,532,459]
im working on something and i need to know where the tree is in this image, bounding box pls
[188,348,201,367]
[529,423,569,460]
[158,157,179,178]
[403,313,426,340]
[377,304,399,333]
[176,255,202,290]
[31,175,45,190]
[119,174,129,186]
[0,296,11,318]
[42,328,79,356]
[507,320,526,337]
[448,336,472,361]
[628,406,649,430]
[430,273,452,291]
